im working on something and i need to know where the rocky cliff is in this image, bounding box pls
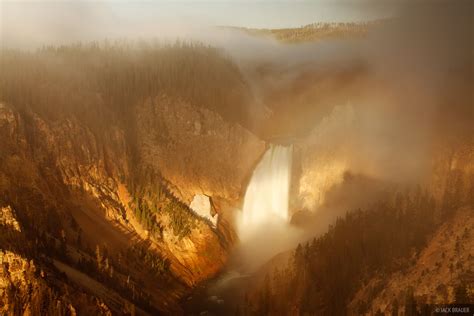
[0,42,269,314]
[136,95,265,204]
[0,89,264,314]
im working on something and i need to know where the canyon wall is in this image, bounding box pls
[0,94,264,314]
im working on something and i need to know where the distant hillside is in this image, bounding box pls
[225,20,384,43]
[349,206,474,315]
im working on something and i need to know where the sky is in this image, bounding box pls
[1,1,393,29]
[103,1,393,28]
[0,1,396,48]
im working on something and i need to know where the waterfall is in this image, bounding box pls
[239,145,293,239]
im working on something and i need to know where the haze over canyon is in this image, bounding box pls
[0,1,473,315]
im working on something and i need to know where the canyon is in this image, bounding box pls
[1,5,473,314]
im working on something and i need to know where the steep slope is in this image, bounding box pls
[0,205,117,315]
[349,207,474,315]
[233,143,474,316]
[136,95,265,204]
[0,43,264,314]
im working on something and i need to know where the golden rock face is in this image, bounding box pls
[136,95,266,203]
[0,206,21,232]
[0,92,265,313]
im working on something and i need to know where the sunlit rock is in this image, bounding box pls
[0,206,21,232]
[136,95,266,203]
[190,194,218,227]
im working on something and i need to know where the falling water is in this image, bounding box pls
[239,145,293,239]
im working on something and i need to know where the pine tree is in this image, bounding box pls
[404,287,418,316]
[454,283,468,303]
[95,245,102,270]
[392,299,399,316]
[259,274,272,316]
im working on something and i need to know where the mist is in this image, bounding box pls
[1,0,395,49]
[230,0,472,275]
[2,0,472,282]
